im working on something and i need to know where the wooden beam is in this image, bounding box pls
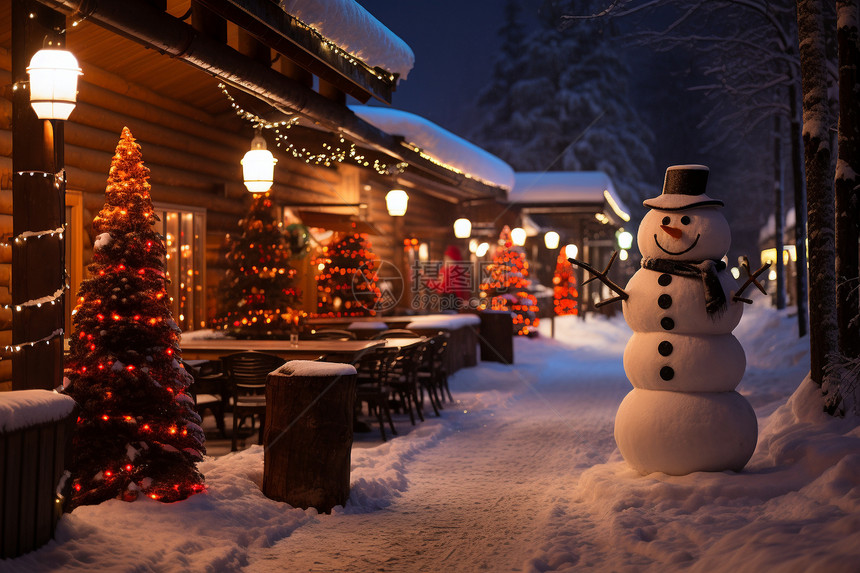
[11,1,65,389]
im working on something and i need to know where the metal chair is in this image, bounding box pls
[353,346,400,441]
[220,351,286,451]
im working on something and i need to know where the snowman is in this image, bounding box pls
[571,165,768,475]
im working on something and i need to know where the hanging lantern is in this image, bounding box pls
[617,229,634,250]
[565,243,579,259]
[26,48,82,120]
[468,239,479,253]
[511,227,527,246]
[386,189,409,216]
[476,242,490,257]
[453,218,472,239]
[544,231,560,249]
[242,131,277,193]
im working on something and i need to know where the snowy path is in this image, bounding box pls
[247,336,630,572]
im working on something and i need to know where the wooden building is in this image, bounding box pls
[0,0,510,390]
[507,171,633,316]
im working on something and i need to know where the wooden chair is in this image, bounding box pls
[182,359,227,438]
[353,346,399,441]
[220,351,286,451]
[310,329,357,340]
[370,329,421,340]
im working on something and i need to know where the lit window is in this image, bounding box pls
[154,203,206,332]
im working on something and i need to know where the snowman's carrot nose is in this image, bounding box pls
[660,225,683,239]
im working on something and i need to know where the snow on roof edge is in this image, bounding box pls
[350,106,515,191]
[279,0,414,80]
[510,171,630,221]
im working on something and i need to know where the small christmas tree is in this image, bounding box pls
[313,231,381,317]
[66,128,204,509]
[553,251,578,316]
[215,192,302,337]
[479,226,539,335]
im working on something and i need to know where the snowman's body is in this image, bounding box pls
[613,166,757,475]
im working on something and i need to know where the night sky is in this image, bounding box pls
[356,2,540,138]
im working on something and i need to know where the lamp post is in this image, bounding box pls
[242,130,277,193]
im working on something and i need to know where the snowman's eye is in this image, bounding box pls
[681,216,691,225]
[661,216,671,225]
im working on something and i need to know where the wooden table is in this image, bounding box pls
[180,339,384,363]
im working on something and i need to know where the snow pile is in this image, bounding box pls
[0,390,76,432]
[279,0,414,79]
[350,105,515,190]
[275,360,357,377]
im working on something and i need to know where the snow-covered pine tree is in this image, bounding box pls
[553,251,578,316]
[472,0,655,213]
[479,226,539,335]
[313,232,382,317]
[66,127,205,509]
[214,192,301,338]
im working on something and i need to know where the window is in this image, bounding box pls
[153,203,206,331]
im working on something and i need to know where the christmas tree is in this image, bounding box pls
[479,226,539,336]
[313,231,381,317]
[215,192,302,337]
[66,127,205,509]
[553,251,578,316]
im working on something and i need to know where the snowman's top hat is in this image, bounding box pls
[643,165,724,211]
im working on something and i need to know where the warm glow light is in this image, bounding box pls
[453,218,472,239]
[731,267,741,279]
[604,190,630,222]
[617,230,634,250]
[418,243,429,261]
[468,239,478,253]
[476,242,490,257]
[544,231,560,249]
[511,227,527,246]
[242,133,277,193]
[27,49,82,120]
[768,269,777,281]
[565,243,579,259]
[386,189,409,216]
[619,249,629,261]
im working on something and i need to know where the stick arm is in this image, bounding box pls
[568,251,629,307]
[733,257,770,304]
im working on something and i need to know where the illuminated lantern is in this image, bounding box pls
[386,189,409,216]
[510,227,527,246]
[476,242,490,257]
[453,218,472,239]
[26,48,82,120]
[565,243,578,259]
[544,231,560,249]
[469,239,478,253]
[241,131,277,193]
[617,229,634,250]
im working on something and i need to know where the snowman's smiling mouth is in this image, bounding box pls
[654,234,700,255]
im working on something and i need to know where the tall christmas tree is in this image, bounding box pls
[553,251,578,316]
[66,128,205,508]
[313,231,381,317]
[479,226,539,335]
[215,192,301,337]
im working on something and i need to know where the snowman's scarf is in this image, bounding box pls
[641,257,728,316]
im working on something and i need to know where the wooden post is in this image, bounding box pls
[263,362,356,513]
[11,1,65,390]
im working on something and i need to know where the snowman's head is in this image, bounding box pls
[637,206,730,261]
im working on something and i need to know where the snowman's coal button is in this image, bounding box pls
[660,317,675,330]
[658,294,672,309]
[658,341,673,356]
[660,366,675,381]
[658,273,672,286]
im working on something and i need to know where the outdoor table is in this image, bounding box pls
[180,339,384,363]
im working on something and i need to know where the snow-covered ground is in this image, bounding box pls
[7,301,860,572]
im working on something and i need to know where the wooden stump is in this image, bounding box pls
[262,361,357,513]
[479,311,514,364]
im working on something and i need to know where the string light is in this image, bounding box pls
[2,328,63,356]
[218,83,405,176]
[0,225,66,248]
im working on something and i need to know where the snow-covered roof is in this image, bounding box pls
[510,171,631,222]
[279,0,414,80]
[350,106,515,191]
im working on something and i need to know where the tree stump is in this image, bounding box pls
[262,361,357,513]
[479,310,514,363]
